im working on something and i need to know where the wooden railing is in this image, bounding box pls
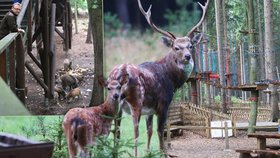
[0,33,25,103]
[167,102,234,138]
[228,106,271,122]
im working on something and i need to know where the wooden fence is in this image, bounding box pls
[228,106,271,121]
[166,102,234,139]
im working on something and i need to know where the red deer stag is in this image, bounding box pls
[62,80,121,158]
[107,0,209,157]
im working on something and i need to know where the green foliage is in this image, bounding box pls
[104,12,124,38]
[90,136,135,158]
[42,116,68,158]
[69,0,87,9]
[164,1,200,35]
[226,0,247,39]
[19,119,38,138]
[90,136,164,158]
[18,116,68,158]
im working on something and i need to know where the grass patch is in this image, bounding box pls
[0,114,162,158]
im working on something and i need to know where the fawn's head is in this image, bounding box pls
[137,0,209,69]
[106,80,122,102]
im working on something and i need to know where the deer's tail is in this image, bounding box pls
[71,118,91,147]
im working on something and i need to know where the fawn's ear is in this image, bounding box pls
[161,36,173,48]
[191,33,203,46]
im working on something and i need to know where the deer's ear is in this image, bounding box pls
[191,33,203,46]
[161,36,173,47]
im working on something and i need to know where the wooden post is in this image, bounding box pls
[9,41,15,92]
[167,118,171,148]
[224,121,229,150]
[0,51,7,82]
[50,4,56,98]
[231,116,237,137]
[205,118,211,138]
[15,35,26,104]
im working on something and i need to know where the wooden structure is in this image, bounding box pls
[236,132,280,158]
[0,132,54,158]
[166,102,234,138]
[165,102,276,140]
[0,0,72,105]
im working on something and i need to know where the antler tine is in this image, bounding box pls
[187,0,210,36]
[137,0,176,40]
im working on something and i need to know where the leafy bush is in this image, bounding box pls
[19,116,68,158]
[104,12,124,38]
[90,136,164,158]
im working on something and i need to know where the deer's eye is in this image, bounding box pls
[174,47,180,51]
[107,88,111,91]
[117,86,121,90]
[188,45,193,49]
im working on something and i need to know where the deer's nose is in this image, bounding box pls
[185,54,191,60]
[113,94,119,100]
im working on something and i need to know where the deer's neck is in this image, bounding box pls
[156,53,193,87]
[98,100,119,118]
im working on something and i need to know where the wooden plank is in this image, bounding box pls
[0,33,18,54]
[0,51,7,81]
[248,132,280,139]
[257,137,266,150]
[236,148,280,155]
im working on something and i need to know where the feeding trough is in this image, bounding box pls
[0,132,54,158]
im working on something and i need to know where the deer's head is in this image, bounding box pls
[137,0,209,69]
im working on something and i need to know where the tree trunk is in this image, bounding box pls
[215,0,227,113]
[264,0,279,122]
[202,20,210,105]
[257,0,266,105]
[74,0,78,34]
[85,20,92,44]
[222,0,231,108]
[87,0,104,106]
[247,0,258,133]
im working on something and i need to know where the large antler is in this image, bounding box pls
[137,0,176,40]
[187,0,209,36]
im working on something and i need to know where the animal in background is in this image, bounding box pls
[60,74,78,91]
[54,85,66,100]
[62,80,121,158]
[107,0,209,157]
[63,58,72,71]
[66,87,81,102]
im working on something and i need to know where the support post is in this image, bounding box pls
[16,35,26,104]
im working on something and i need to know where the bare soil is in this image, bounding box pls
[25,18,93,115]
[24,18,279,158]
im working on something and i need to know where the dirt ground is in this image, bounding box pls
[25,18,93,115]
[167,131,280,158]
[24,18,280,158]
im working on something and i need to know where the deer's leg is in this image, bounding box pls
[66,129,78,158]
[146,115,153,150]
[157,104,169,152]
[131,106,141,158]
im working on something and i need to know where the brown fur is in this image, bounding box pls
[66,87,81,101]
[62,80,121,158]
[54,85,66,100]
[61,74,78,91]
